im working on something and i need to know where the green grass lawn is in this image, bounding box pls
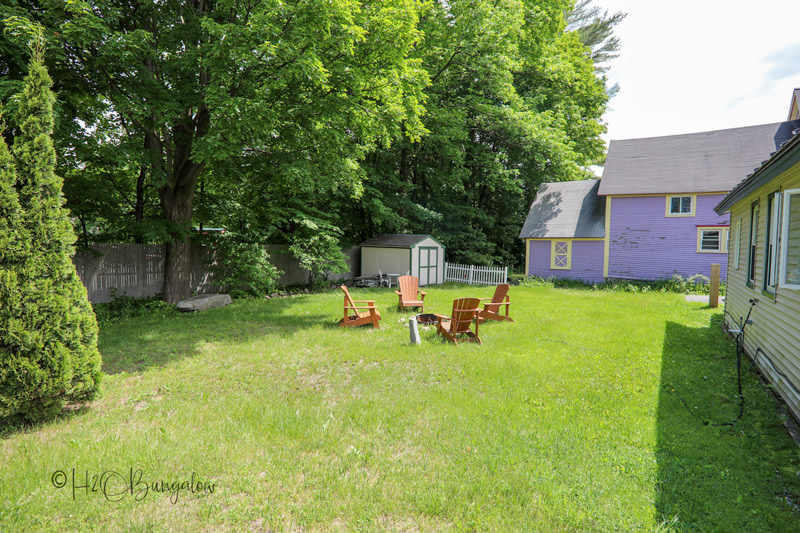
[2,285,800,531]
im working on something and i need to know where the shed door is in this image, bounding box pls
[418,247,438,286]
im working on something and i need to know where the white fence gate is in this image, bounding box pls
[445,262,508,286]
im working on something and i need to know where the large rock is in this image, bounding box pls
[176,293,232,312]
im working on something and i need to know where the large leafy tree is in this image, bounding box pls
[2,0,620,279]
[348,0,609,266]
[0,41,101,423]
[3,0,428,302]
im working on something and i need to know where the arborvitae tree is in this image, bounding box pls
[0,43,101,423]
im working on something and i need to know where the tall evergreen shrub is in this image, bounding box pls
[0,45,101,423]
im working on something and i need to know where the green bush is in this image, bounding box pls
[519,274,725,295]
[206,231,282,298]
[0,50,102,423]
[289,232,350,289]
[93,291,176,326]
[507,273,528,285]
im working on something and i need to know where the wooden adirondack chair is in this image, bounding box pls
[479,283,513,322]
[395,275,427,311]
[435,297,482,345]
[339,285,381,329]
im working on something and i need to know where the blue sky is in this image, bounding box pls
[596,0,800,142]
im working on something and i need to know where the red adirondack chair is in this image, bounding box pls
[339,285,381,329]
[435,297,482,345]
[479,283,513,322]
[395,275,426,311]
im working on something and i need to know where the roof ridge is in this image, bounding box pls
[609,120,800,143]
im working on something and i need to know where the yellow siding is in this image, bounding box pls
[525,238,531,276]
[725,160,800,420]
[603,197,611,277]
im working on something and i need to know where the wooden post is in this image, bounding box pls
[710,263,720,308]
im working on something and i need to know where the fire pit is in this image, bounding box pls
[415,313,438,325]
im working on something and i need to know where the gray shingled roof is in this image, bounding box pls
[519,180,605,239]
[360,234,431,247]
[716,129,800,214]
[599,121,800,196]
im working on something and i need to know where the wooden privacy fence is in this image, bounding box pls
[72,243,359,303]
[445,262,508,286]
[72,244,222,304]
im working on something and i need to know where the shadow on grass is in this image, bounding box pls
[0,405,94,439]
[99,295,332,375]
[656,316,800,531]
[1,295,339,436]
[99,284,500,375]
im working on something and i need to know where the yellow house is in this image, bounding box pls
[715,105,800,421]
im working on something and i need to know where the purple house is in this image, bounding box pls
[521,120,800,282]
[519,179,606,284]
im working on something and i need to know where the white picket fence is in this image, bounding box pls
[445,262,508,286]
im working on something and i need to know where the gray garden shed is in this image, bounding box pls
[360,234,445,286]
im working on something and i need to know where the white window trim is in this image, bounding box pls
[696,226,728,253]
[779,189,800,290]
[666,195,696,217]
[765,191,782,291]
[733,219,742,269]
[747,202,759,285]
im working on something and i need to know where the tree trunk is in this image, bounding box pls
[163,236,191,303]
[157,105,210,304]
[160,181,195,304]
[159,130,206,304]
[399,142,411,185]
[133,130,161,243]
[133,166,146,243]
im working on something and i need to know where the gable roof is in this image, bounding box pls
[360,234,435,248]
[519,179,605,239]
[715,128,800,214]
[599,121,800,196]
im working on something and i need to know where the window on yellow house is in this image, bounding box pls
[780,189,800,289]
[747,201,759,286]
[764,191,782,292]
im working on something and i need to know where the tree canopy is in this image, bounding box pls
[1,0,622,297]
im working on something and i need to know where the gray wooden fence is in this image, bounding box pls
[73,243,359,303]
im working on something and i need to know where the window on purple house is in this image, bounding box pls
[550,240,571,270]
[696,226,728,253]
[666,195,695,216]
[701,230,721,250]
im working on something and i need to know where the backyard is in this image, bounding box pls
[1,284,799,531]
